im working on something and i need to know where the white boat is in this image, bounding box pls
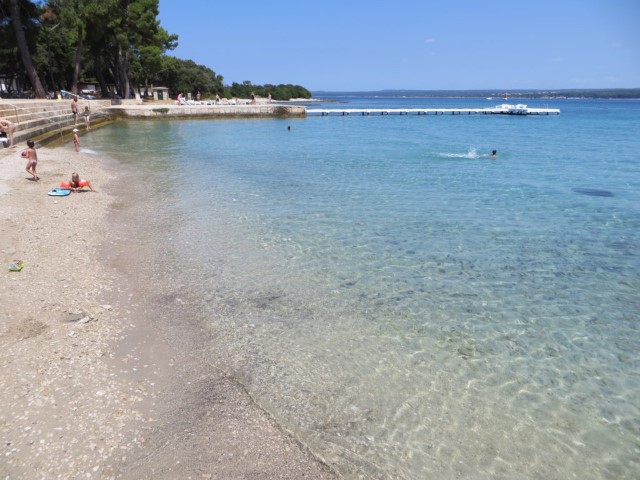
[494,103,529,114]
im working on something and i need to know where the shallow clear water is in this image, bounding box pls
[86,98,640,479]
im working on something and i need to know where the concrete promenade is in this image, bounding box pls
[106,103,306,118]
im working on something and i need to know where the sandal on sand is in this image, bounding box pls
[8,260,24,272]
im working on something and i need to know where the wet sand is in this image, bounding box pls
[0,144,336,479]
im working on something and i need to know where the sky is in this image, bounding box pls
[157,0,640,92]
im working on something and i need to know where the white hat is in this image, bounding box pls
[73,128,79,132]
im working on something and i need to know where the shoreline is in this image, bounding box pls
[0,144,336,478]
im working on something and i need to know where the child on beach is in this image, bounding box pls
[60,172,97,192]
[24,140,38,181]
[73,128,80,152]
[83,106,91,130]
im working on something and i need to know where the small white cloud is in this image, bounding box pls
[424,38,436,44]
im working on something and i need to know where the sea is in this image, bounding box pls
[84,97,639,479]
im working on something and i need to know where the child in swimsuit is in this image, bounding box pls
[60,172,97,192]
[24,140,38,181]
[83,106,91,130]
[73,128,80,152]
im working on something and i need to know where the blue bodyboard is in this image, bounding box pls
[48,188,71,196]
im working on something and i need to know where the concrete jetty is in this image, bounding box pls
[307,105,560,116]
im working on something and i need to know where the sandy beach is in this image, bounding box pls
[0,144,336,478]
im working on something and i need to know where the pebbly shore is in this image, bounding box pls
[0,142,336,478]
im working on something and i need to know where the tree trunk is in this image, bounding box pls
[116,45,130,99]
[71,29,83,94]
[8,0,46,98]
[94,54,110,98]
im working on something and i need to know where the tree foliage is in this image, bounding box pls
[0,0,312,100]
[229,82,311,101]
[158,56,224,98]
[1,0,46,97]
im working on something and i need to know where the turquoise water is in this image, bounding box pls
[87,98,639,479]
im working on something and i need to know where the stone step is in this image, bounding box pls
[6,116,109,147]
[0,100,112,123]
[1,100,114,152]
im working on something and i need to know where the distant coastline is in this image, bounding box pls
[312,88,640,100]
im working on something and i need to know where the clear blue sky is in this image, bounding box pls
[157,0,640,91]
